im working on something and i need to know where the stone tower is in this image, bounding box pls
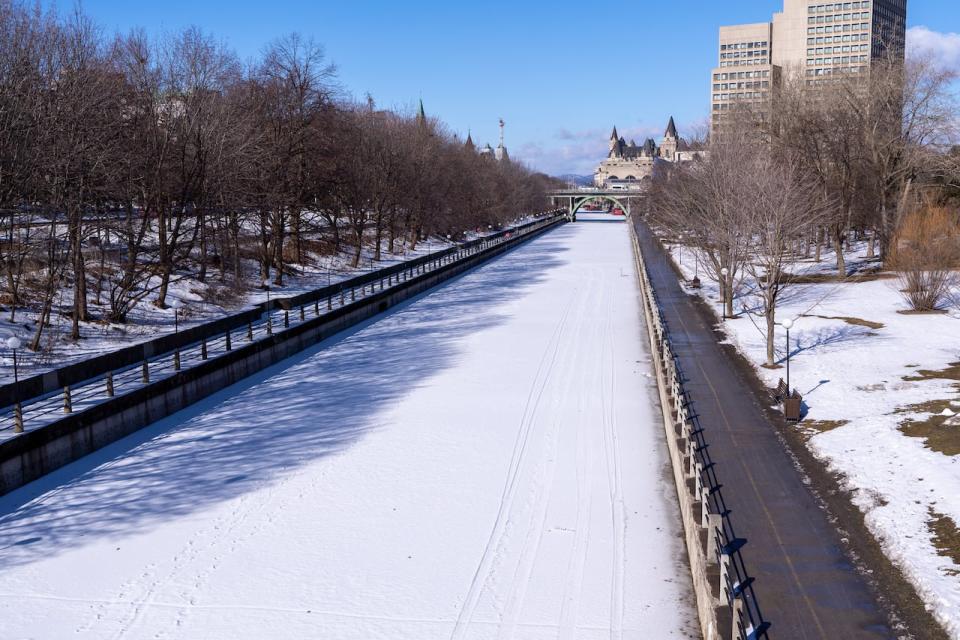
[661,116,679,161]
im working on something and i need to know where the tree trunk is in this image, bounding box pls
[374,211,383,262]
[198,211,208,283]
[765,309,776,367]
[833,225,847,278]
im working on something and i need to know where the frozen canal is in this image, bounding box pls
[0,217,696,639]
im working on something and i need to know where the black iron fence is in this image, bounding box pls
[634,231,771,640]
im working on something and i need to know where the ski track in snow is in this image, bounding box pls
[0,218,697,640]
[449,277,579,640]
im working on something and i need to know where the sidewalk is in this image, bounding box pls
[635,221,892,639]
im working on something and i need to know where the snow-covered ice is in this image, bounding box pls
[0,218,696,639]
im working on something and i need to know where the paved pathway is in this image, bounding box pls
[635,221,892,639]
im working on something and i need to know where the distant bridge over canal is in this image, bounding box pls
[548,189,646,221]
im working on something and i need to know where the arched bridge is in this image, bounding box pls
[548,189,646,221]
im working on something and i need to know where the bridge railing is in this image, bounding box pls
[0,211,567,440]
[631,226,771,640]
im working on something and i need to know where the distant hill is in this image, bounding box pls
[555,174,593,187]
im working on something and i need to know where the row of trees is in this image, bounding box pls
[0,2,555,351]
[649,56,960,365]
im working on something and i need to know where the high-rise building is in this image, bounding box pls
[710,0,907,134]
[710,23,777,130]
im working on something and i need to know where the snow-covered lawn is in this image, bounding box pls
[661,235,960,638]
[0,219,695,639]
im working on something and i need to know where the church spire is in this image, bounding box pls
[464,129,475,151]
[665,116,678,139]
[416,99,427,127]
[610,125,619,140]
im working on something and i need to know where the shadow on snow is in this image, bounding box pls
[0,227,574,569]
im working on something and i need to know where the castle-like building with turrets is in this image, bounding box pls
[594,117,704,188]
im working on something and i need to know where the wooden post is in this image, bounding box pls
[63,386,72,413]
[247,322,253,341]
[284,311,289,328]
[106,372,114,397]
[327,296,332,310]
[267,316,273,335]
[201,339,208,360]
[300,306,305,321]
[174,349,181,371]
[225,330,232,351]
[13,403,23,433]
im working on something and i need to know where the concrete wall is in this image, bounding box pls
[0,218,565,496]
[629,223,725,640]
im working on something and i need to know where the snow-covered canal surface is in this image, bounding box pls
[0,218,696,639]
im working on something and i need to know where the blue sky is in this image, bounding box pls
[54,0,960,175]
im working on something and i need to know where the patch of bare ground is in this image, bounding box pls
[897,309,950,315]
[902,362,960,383]
[802,314,885,330]
[898,399,960,456]
[895,364,960,455]
[927,508,960,577]
[786,270,894,284]
[799,419,850,441]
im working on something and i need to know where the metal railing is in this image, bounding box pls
[634,231,771,640]
[0,212,567,442]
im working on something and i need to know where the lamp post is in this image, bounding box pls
[263,279,272,334]
[171,299,183,370]
[719,267,729,319]
[781,318,794,392]
[7,336,22,433]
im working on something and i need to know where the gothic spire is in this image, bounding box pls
[665,116,678,139]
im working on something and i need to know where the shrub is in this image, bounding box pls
[889,207,960,311]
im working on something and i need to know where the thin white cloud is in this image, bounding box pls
[907,26,960,70]
[516,123,672,176]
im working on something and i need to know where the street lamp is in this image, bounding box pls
[781,318,794,392]
[6,336,22,433]
[262,279,272,334]
[171,298,181,334]
[171,299,183,370]
[719,267,729,319]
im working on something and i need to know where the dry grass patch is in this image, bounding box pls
[902,362,960,383]
[805,419,850,433]
[800,419,850,441]
[803,314,885,330]
[786,271,894,285]
[898,398,960,456]
[896,364,960,456]
[928,508,960,577]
